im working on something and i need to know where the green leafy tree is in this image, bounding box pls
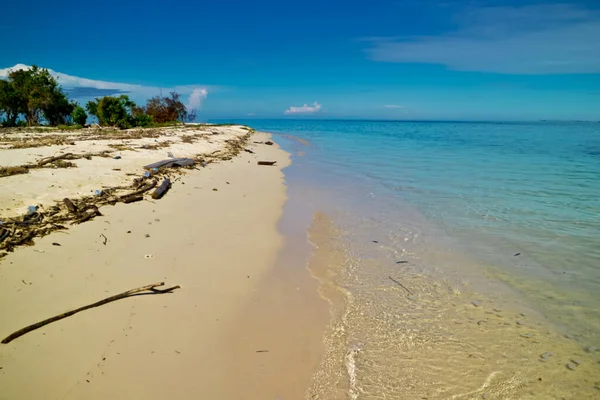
[71,105,87,126]
[7,66,72,126]
[0,80,23,126]
[86,95,138,129]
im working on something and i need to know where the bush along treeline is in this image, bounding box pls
[0,65,196,129]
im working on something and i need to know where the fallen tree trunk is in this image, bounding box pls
[151,178,171,200]
[1,282,181,344]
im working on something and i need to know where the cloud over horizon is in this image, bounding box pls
[284,102,322,115]
[364,3,600,74]
[0,64,210,108]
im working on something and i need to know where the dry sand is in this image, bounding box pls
[0,128,327,399]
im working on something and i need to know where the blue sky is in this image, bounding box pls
[1,0,599,120]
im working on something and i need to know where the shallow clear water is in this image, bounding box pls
[218,119,600,397]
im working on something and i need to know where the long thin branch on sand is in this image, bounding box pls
[1,282,181,344]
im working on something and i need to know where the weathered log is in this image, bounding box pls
[38,153,75,167]
[121,195,144,204]
[243,149,255,154]
[257,161,277,166]
[1,282,181,344]
[151,178,171,200]
[264,141,274,145]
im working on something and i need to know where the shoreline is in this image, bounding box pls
[0,129,330,399]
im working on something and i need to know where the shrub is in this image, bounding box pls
[71,105,87,126]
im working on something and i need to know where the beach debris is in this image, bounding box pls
[514,252,521,256]
[264,141,274,145]
[213,188,218,191]
[52,242,61,246]
[0,166,29,178]
[540,352,554,361]
[471,300,482,307]
[256,350,269,353]
[144,254,153,259]
[94,189,103,196]
[0,228,10,243]
[257,161,276,166]
[63,198,78,214]
[73,205,102,224]
[244,148,255,154]
[388,276,414,296]
[571,359,583,366]
[113,155,121,160]
[121,195,143,204]
[167,152,174,158]
[145,234,150,238]
[396,260,408,264]
[27,205,38,215]
[372,240,379,243]
[119,179,158,202]
[1,282,181,344]
[100,234,108,245]
[151,178,171,200]
[567,362,578,370]
[143,158,195,170]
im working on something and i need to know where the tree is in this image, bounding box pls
[7,66,72,126]
[71,105,87,126]
[144,91,188,123]
[0,80,23,127]
[86,95,137,129]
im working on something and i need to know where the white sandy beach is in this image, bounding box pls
[0,127,326,399]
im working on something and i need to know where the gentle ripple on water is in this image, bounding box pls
[217,119,600,397]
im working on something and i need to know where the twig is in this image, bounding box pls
[100,233,107,245]
[1,282,181,344]
[388,276,414,296]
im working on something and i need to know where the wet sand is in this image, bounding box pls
[0,130,328,399]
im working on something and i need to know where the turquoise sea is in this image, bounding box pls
[223,120,600,397]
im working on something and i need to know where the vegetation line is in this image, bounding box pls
[0,65,196,129]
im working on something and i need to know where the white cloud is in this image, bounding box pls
[186,88,208,110]
[284,102,321,115]
[0,64,210,106]
[247,112,256,116]
[384,105,405,108]
[364,4,600,74]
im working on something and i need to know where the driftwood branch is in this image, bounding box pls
[119,179,157,200]
[1,282,181,344]
[389,276,414,296]
[151,178,171,199]
[257,161,276,166]
[38,153,75,167]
